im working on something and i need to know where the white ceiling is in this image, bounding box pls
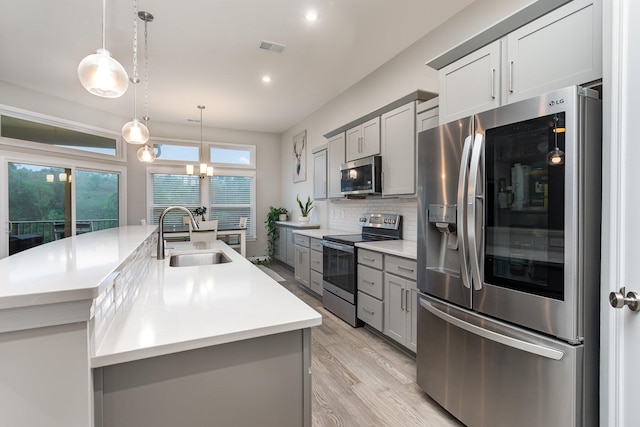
[0,0,472,134]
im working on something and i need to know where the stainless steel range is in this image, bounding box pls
[321,213,402,327]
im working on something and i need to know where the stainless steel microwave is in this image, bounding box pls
[340,156,382,195]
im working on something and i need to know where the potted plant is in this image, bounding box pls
[265,206,288,262]
[296,195,314,223]
[193,206,207,221]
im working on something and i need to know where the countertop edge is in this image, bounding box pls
[91,317,321,368]
[355,240,417,260]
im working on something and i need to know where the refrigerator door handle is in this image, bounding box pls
[420,298,565,361]
[457,135,474,289]
[467,133,484,291]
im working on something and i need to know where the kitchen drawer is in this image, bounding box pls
[310,238,323,252]
[310,269,323,296]
[310,249,323,273]
[358,264,383,300]
[385,255,417,281]
[358,249,383,270]
[294,234,310,247]
[357,291,383,332]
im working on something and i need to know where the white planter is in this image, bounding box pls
[279,214,288,221]
[298,216,310,223]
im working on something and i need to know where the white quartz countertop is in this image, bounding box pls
[355,240,417,260]
[275,221,321,229]
[292,228,352,239]
[0,226,321,367]
[0,225,159,310]
[92,240,321,367]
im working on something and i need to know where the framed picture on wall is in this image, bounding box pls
[293,129,307,183]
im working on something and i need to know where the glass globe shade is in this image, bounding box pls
[137,145,156,163]
[546,147,565,165]
[122,118,149,144]
[78,48,129,98]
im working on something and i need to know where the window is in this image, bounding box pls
[148,173,201,226]
[209,174,255,237]
[6,161,122,256]
[1,114,119,157]
[210,144,255,168]
[148,140,257,238]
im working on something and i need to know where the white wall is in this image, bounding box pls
[278,0,553,240]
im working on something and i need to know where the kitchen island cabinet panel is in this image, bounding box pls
[97,329,311,427]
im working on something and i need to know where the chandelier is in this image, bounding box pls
[186,105,213,178]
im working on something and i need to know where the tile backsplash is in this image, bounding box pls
[327,197,417,241]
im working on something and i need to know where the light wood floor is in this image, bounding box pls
[268,262,464,427]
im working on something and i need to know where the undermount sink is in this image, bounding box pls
[169,251,232,267]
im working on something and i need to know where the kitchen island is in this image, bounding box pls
[0,226,321,427]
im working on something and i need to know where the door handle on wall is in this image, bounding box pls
[609,287,640,312]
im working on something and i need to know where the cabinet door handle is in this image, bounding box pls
[363,307,375,315]
[363,257,376,262]
[491,68,496,99]
[405,290,410,313]
[509,61,514,93]
[397,265,414,273]
[400,289,405,311]
[363,279,375,285]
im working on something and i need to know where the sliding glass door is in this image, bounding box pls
[6,162,121,256]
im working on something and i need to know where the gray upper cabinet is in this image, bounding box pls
[416,97,439,133]
[503,0,602,105]
[381,101,417,196]
[438,0,602,124]
[327,132,345,199]
[346,117,380,161]
[312,148,327,200]
[439,41,502,124]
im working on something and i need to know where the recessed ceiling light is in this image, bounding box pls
[262,75,272,83]
[305,10,318,21]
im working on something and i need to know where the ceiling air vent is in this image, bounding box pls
[258,40,287,53]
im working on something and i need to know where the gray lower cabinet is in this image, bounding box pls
[95,329,312,427]
[309,238,323,296]
[286,228,295,267]
[294,234,310,288]
[276,225,319,268]
[357,249,384,332]
[296,236,323,296]
[384,254,418,352]
[357,248,417,351]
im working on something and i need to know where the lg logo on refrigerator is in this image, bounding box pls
[548,98,565,107]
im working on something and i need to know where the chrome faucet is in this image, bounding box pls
[157,206,199,260]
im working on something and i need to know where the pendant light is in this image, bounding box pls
[137,117,156,162]
[78,0,129,98]
[547,115,565,166]
[136,11,156,163]
[186,105,214,178]
[122,0,149,144]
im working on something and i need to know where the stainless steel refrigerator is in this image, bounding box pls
[416,86,601,427]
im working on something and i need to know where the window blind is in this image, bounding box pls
[209,175,255,237]
[149,174,201,226]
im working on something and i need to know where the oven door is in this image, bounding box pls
[321,240,356,303]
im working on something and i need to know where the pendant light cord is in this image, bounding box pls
[101,0,106,50]
[132,0,139,118]
[143,17,150,122]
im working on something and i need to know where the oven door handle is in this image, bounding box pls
[321,240,355,253]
